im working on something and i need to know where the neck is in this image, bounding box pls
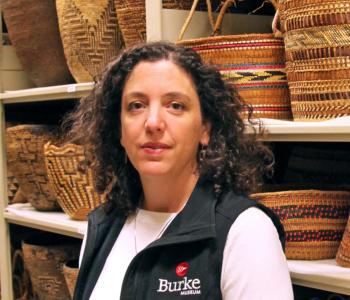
[140,171,199,213]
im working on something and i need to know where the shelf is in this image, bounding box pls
[4,203,87,239]
[247,116,350,142]
[0,82,94,103]
[288,259,350,295]
[4,204,350,294]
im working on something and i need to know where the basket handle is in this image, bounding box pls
[213,0,283,37]
[178,0,215,41]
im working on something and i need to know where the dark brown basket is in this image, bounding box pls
[177,0,292,120]
[279,0,350,121]
[62,259,79,299]
[250,190,350,259]
[44,142,105,220]
[56,0,124,83]
[2,0,74,86]
[22,232,81,300]
[6,125,60,211]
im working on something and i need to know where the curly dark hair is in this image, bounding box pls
[64,41,273,216]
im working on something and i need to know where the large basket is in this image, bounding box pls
[6,125,60,211]
[62,259,79,299]
[279,0,350,121]
[114,0,195,48]
[177,0,292,120]
[250,190,350,260]
[56,0,124,83]
[22,232,80,300]
[2,0,74,86]
[44,142,104,220]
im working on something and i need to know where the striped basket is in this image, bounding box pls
[44,142,105,220]
[56,0,124,82]
[279,0,350,121]
[177,0,292,120]
[250,190,350,260]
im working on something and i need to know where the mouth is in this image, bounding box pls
[141,142,170,154]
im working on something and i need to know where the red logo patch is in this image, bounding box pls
[176,262,189,277]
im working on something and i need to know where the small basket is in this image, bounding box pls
[177,0,292,120]
[56,0,124,82]
[44,142,105,220]
[336,215,350,268]
[250,190,350,260]
[279,0,350,121]
[22,232,81,300]
[62,259,79,299]
[6,125,60,211]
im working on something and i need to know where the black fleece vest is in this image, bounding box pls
[74,183,285,300]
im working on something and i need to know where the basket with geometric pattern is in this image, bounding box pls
[250,190,350,259]
[56,0,125,82]
[44,142,105,220]
[177,0,292,120]
[279,0,350,121]
[6,125,60,211]
[62,259,79,299]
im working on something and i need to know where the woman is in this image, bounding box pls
[67,41,293,299]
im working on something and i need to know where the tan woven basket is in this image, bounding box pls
[62,259,79,299]
[177,0,292,120]
[250,190,350,260]
[336,215,350,268]
[22,232,80,300]
[56,0,124,82]
[279,0,350,121]
[6,125,60,211]
[44,142,104,220]
[114,0,195,48]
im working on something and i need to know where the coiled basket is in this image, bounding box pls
[250,190,350,260]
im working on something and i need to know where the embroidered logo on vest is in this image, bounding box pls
[176,262,189,277]
[157,263,201,296]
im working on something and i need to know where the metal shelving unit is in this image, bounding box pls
[1,1,350,298]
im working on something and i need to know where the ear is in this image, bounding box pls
[200,121,211,146]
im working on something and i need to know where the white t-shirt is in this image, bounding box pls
[81,207,293,300]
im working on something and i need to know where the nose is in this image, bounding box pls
[145,104,165,133]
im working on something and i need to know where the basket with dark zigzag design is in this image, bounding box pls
[44,142,105,220]
[177,0,292,120]
[56,0,124,83]
[279,0,350,121]
[250,190,350,260]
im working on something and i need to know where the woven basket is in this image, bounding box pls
[336,215,350,268]
[56,0,124,83]
[250,190,350,260]
[114,0,195,48]
[279,0,350,121]
[62,259,79,299]
[6,125,60,211]
[44,142,104,220]
[7,169,26,204]
[2,0,74,86]
[22,232,80,300]
[177,0,292,120]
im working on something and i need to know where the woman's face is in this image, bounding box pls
[120,59,210,179]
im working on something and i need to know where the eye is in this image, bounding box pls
[168,101,185,111]
[127,101,145,111]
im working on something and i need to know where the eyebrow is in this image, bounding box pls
[123,91,192,102]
